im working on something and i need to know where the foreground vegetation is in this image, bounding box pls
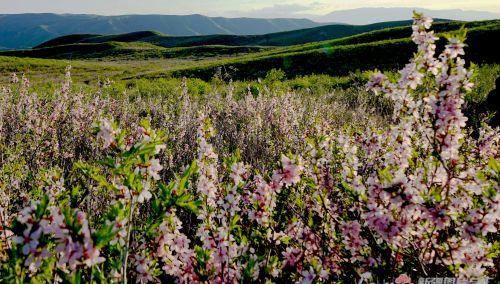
[0,14,499,283]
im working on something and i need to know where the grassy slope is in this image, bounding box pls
[1,19,499,82]
[2,21,424,60]
[1,41,272,60]
[35,21,417,49]
[164,20,500,80]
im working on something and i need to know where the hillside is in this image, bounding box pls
[163,20,500,80]
[0,20,421,60]
[36,20,417,49]
[2,19,499,82]
[241,20,500,59]
[0,41,271,60]
[0,13,322,50]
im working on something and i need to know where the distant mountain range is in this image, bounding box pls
[0,14,322,50]
[1,8,499,50]
[315,8,500,25]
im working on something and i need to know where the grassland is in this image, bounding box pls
[166,20,500,80]
[1,18,499,93]
[2,19,499,82]
[35,21,417,48]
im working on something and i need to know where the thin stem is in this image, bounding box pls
[122,200,136,284]
[0,210,10,250]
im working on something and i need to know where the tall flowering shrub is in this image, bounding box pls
[339,13,500,278]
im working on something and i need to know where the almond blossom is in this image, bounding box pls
[12,227,42,255]
[97,119,116,148]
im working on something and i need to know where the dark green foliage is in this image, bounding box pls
[169,23,500,80]
[1,42,270,60]
[35,20,419,49]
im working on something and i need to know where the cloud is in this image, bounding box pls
[228,3,321,18]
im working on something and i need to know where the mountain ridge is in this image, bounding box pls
[315,7,500,24]
[34,20,417,50]
[0,13,323,50]
[1,8,499,50]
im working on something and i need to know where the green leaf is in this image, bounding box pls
[176,194,201,213]
[97,157,115,168]
[231,214,240,230]
[93,224,116,247]
[488,157,500,173]
[378,168,393,183]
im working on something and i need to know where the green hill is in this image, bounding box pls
[36,31,164,48]
[1,19,499,81]
[2,20,427,61]
[237,19,500,61]
[36,20,419,49]
[0,20,442,61]
[0,14,323,49]
[1,41,271,60]
[163,20,500,80]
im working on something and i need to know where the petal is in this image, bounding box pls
[22,244,30,255]
[31,228,42,240]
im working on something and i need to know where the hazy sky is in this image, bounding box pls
[1,0,499,17]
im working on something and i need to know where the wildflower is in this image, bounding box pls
[366,72,387,94]
[282,247,302,267]
[147,159,163,180]
[108,217,128,246]
[25,247,51,272]
[155,144,166,154]
[395,274,412,283]
[300,267,316,284]
[399,63,423,90]
[97,119,115,148]
[413,14,433,30]
[138,181,153,203]
[10,73,19,84]
[278,155,302,186]
[229,162,247,185]
[82,244,105,267]
[135,255,154,283]
[445,38,465,58]
[12,227,42,255]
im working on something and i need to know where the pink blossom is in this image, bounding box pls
[147,159,163,180]
[277,155,302,186]
[97,119,115,148]
[445,38,465,58]
[12,227,42,255]
[82,244,105,267]
[138,181,152,203]
[300,267,316,284]
[229,162,247,185]
[366,72,387,94]
[282,247,302,268]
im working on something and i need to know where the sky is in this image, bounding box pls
[1,0,499,17]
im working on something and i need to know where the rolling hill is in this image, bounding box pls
[162,20,500,80]
[0,13,323,50]
[1,20,437,60]
[2,8,499,50]
[35,20,417,50]
[0,41,272,60]
[1,18,499,82]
